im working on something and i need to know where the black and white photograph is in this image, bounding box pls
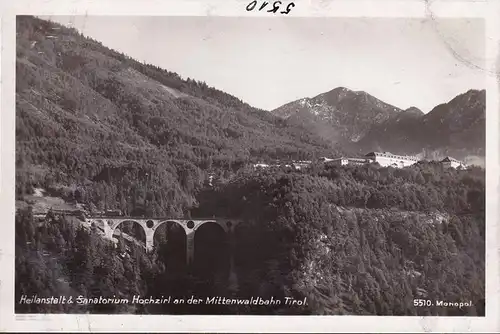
[4,2,498,329]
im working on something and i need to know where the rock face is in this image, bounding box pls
[273,88,485,163]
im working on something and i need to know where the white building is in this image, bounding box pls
[330,157,348,166]
[440,157,466,169]
[329,157,374,166]
[292,161,312,170]
[364,152,419,168]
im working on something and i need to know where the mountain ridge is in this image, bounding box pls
[272,86,485,163]
[272,86,402,143]
[354,89,485,161]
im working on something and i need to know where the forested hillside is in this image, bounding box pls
[195,162,485,315]
[16,162,485,315]
[16,15,338,216]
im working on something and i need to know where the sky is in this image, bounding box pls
[41,16,486,113]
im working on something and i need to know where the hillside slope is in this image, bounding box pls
[16,16,340,216]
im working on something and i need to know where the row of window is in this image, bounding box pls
[367,153,418,161]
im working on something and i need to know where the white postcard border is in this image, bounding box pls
[1,0,499,332]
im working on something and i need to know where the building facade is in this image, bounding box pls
[364,152,419,168]
[329,157,374,166]
[291,161,312,170]
[330,157,349,166]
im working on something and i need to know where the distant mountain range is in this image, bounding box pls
[272,88,486,164]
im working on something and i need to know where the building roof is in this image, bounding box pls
[441,156,462,163]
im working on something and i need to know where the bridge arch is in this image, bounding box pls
[153,220,188,236]
[153,220,188,268]
[195,220,216,231]
[193,221,230,274]
[91,219,105,231]
[194,221,228,238]
[110,220,147,249]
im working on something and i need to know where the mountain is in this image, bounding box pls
[15,16,342,216]
[273,87,485,163]
[355,89,486,162]
[272,87,402,143]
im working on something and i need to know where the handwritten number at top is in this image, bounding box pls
[246,1,296,15]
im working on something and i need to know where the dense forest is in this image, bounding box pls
[15,16,485,316]
[17,162,485,315]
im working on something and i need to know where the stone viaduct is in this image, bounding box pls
[85,216,242,265]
